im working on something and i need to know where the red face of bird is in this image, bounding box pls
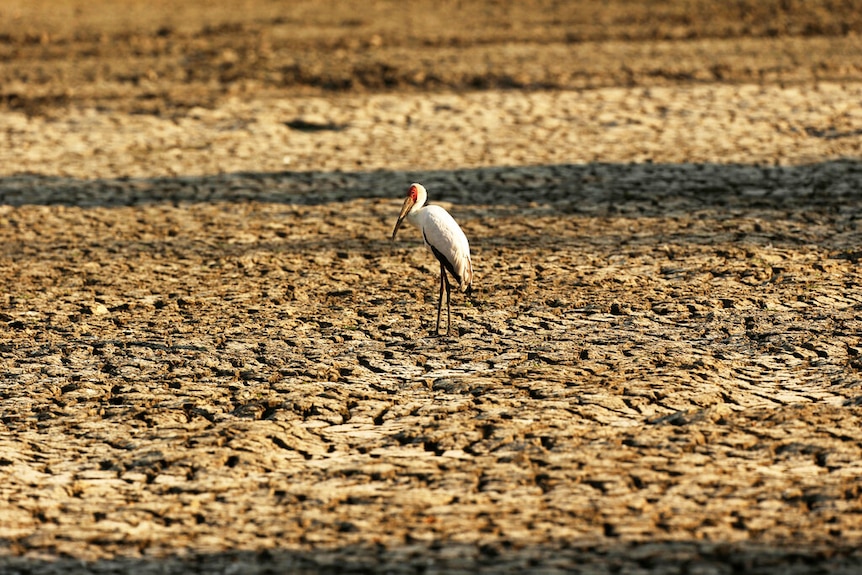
[391,183,423,240]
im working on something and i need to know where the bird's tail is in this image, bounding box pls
[459,261,474,293]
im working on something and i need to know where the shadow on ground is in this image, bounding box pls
[3,540,862,574]
[1,159,860,212]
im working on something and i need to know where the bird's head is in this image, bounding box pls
[391,183,427,240]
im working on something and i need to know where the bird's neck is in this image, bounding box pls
[406,203,426,226]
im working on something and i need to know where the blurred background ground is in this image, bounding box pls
[1,0,862,115]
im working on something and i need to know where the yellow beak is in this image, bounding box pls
[391,196,416,240]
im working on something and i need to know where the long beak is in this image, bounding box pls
[391,196,415,240]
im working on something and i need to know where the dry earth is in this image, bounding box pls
[1,1,862,573]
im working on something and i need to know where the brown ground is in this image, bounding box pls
[2,1,862,573]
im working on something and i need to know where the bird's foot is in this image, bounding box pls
[431,329,458,339]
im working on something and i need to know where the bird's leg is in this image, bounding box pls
[436,262,445,335]
[444,273,452,335]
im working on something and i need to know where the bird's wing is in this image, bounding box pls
[422,206,473,290]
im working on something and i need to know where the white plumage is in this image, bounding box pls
[392,183,473,335]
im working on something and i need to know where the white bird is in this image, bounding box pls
[391,183,473,336]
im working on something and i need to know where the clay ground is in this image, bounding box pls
[1,1,862,573]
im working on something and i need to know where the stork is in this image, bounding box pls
[391,183,473,336]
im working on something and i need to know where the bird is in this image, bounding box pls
[391,183,473,336]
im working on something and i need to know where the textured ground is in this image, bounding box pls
[1,1,862,573]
